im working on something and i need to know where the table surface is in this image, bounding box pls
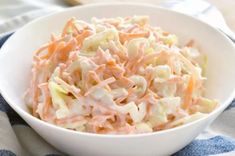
[205,0,235,32]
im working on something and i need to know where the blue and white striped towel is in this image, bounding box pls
[1,0,235,156]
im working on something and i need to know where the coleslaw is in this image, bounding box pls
[24,16,217,134]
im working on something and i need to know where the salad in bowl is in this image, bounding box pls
[25,16,217,134]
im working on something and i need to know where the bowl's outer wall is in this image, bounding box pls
[0,3,235,156]
[25,108,222,156]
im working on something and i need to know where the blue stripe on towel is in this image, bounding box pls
[0,32,13,49]
[0,150,16,156]
[0,95,7,112]
[0,32,27,126]
[173,136,235,156]
[0,95,27,125]
[225,99,235,111]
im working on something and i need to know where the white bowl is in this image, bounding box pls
[0,3,235,156]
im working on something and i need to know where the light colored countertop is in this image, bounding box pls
[207,0,235,32]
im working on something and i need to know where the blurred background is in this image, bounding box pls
[0,0,235,35]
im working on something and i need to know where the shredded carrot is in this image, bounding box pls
[62,17,76,37]
[186,39,194,47]
[76,30,92,46]
[84,77,116,96]
[35,36,68,59]
[59,38,77,61]
[125,24,139,33]
[55,115,85,124]
[25,16,216,134]
[182,75,195,110]
[119,31,150,44]
[38,83,51,119]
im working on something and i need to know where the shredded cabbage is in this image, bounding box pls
[25,16,217,134]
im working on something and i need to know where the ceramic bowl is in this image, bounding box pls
[0,3,235,156]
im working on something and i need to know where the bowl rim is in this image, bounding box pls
[1,2,235,138]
